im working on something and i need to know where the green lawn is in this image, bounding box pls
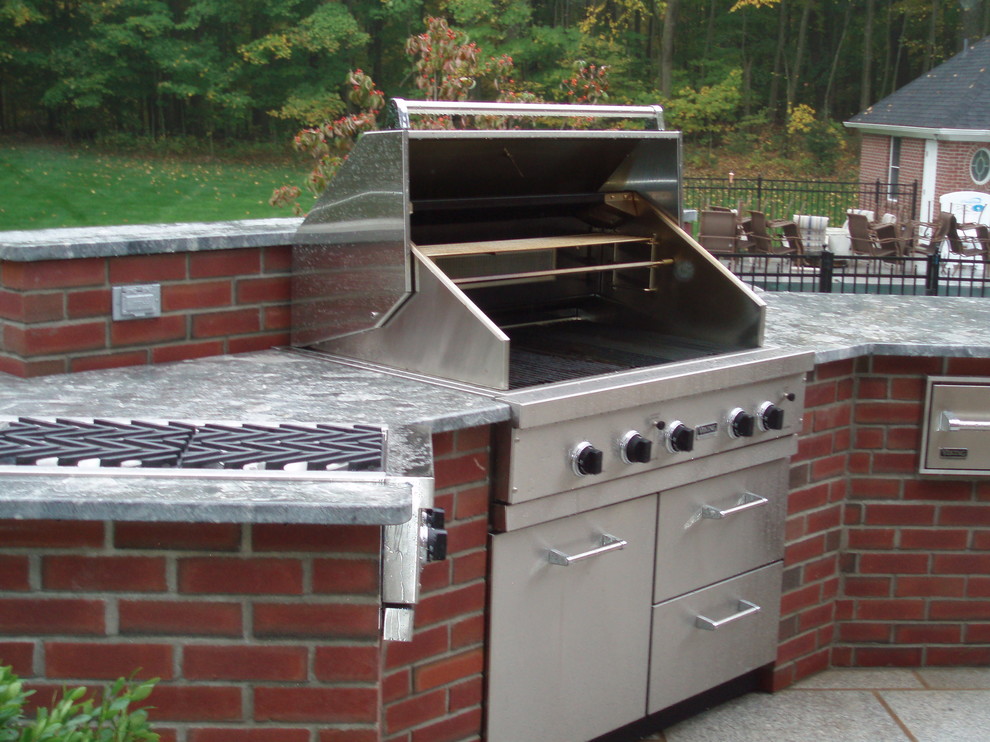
[0,142,316,231]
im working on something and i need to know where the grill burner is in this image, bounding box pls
[0,418,385,472]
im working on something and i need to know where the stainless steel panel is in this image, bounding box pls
[487,495,656,742]
[500,363,807,504]
[292,131,409,347]
[921,376,990,475]
[654,460,787,603]
[648,562,782,714]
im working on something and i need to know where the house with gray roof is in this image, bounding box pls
[845,36,990,223]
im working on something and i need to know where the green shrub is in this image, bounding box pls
[0,666,158,742]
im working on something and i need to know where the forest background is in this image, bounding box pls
[2,0,990,225]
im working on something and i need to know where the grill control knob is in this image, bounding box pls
[728,408,756,438]
[620,431,653,464]
[571,442,604,476]
[666,421,695,453]
[759,402,786,431]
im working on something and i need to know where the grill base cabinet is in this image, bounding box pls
[486,459,790,742]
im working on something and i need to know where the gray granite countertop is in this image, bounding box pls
[3,291,990,525]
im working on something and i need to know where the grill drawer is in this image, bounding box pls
[648,561,782,714]
[654,459,788,603]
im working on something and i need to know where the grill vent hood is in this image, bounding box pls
[292,100,764,390]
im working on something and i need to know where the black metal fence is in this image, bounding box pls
[684,178,919,226]
[709,251,990,298]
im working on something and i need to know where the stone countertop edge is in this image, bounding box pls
[0,218,304,261]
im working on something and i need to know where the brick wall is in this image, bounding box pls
[777,355,990,689]
[0,426,490,742]
[0,246,292,377]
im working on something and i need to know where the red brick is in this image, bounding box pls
[384,625,448,670]
[895,575,965,597]
[45,642,172,680]
[151,341,225,364]
[856,598,926,620]
[932,553,990,574]
[854,647,924,667]
[109,254,187,283]
[784,534,827,566]
[409,708,482,742]
[319,731,379,742]
[902,479,974,500]
[8,322,106,355]
[0,642,35,676]
[0,520,104,548]
[452,550,487,585]
[846,528,896,550]
[236,276,291,304]
[872,452,918,474]
[871,355,942,376]
[858,553,930,574]
[414,648,483,692]
[0,556,30,590]
[804,380,837,408]
[810,453,847,481]
[66,288,111,318]
[312,558,379,594]
[192,308,260,338]
[3,259,105,290]
[927,646,990,665]
[415,583,485,628]
[254,687,377,723]
[313,644,380,682]
[385,689,446,733]
[189,249,262,278]
[857,378,888,399]
[42,555,166,592]
[262,246,293,273]
[901,528,969,551]
[110,315,186,347]
[812,405,851,432]
[432,432,455,458]
[814,359,855,380]
[183,645,307,681]
[17,292,64,322]
[890,377,925,400]
[227,332,288,354]
[894,624,962,644]
[839,622,891,642]
[0,599,104,634]
[179,558,302,595]
[939,504,990,526]
[449,675,483,712]
[263,305,290,330]
[795,432,834,462]
[252,524,380,553]
[929,599,990,620]
[434,451,490,490]
[190,729,310,742]
[383,668,410,703]
[886,426,921,450]
[147,685,243,722]
[854,427,885,449]
[855,401,922,425]
[946,357,990,376]
[70,351,148,372]
[118,600,242,636]
[780,584,822,617]
[115,522,242,551]
[451,614,485,650]
[161,281,232,311]
[253,602,379,639]
[864,503,936,526]
[453,485,489,520]
[849,477,902,499]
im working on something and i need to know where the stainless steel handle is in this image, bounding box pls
[548,534,627,566]
[701,492,768,520]
[695,599,761,631]
[389,98,665,130]
[941,410,990,431]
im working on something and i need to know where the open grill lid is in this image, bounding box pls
[292,100,765,391]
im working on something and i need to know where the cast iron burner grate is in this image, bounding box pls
[0,418,385,472]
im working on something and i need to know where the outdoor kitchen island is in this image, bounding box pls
[1,288,990,741]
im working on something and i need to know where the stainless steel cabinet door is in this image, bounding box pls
[487,495,657,742]
[654,459,787,603]
[648,562,782,713]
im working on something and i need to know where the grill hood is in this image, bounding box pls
[292,100,765,390]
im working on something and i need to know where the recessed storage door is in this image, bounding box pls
[921,378,990,475]
[487,495,657,742]
[654,459,787,603]
[648,562,782,714]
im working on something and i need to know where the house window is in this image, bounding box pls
[971,148,990,185]
[888,137,901,201]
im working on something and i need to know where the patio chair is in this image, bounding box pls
[846,212,901,257]
[746,211,802,255]
[698,209,741,252]
[916,212,969,256]
[793,215,829,251]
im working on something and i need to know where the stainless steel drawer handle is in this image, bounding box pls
[695,599,761,631]
[548,534,627,566]
[701,492,768,520]
[941,411,990,432]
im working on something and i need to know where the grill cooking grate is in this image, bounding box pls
[0,418,385,472]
